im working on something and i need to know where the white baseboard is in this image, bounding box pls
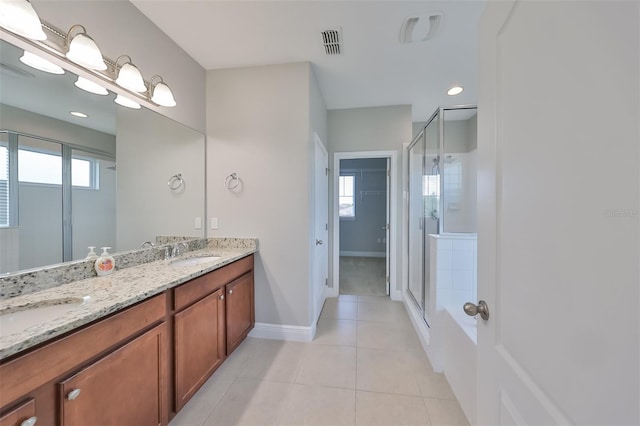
[249,322,316,342]
[326,286,339,298]
[339,251,386,258]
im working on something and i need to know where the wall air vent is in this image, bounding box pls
[321,28,342,55]
[400,12,443,43]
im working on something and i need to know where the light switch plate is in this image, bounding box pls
[211,217,218,229]
[194,217,202,229]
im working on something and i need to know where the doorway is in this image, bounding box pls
[333,151,397,298]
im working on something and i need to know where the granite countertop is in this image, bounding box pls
[0,245,256,360]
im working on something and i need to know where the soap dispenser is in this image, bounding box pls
[94,247,115,276]
[85,246,98,260]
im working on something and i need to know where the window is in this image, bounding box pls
[17,149,98,189]
[339,174,355,218]
[18,149,62,185]
[72,157,96,188]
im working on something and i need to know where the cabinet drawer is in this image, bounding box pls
[174,255,254,311]
[0,399,35,426]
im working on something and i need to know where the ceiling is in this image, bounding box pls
[0,40,117,135]
[131,0,486,122]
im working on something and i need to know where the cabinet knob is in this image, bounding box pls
[21,417,37,426]
[228,289,233,295]
[67,388,81,400]
[220,294,224,300]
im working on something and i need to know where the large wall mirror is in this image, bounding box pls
[0,38,205,274]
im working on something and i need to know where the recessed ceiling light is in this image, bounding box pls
[447,86,464,96]
[70,111,88,118]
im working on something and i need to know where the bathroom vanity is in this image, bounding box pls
[0,241,256,426]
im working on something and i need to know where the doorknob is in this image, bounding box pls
[316,239,323,245]
[463,300,490,320]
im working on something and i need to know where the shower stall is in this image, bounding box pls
[407,105,477,325]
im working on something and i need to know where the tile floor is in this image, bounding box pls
[169,295,469,426]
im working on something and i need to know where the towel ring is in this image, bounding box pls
[224,173,240,190]
[168,174,184,191]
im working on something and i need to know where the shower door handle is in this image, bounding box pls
[464,300,490,321]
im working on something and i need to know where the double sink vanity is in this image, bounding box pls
[0,238,257,426]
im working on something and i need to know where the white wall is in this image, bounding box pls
[116,107,205,252]
[327,106,412,291]
[30,0,206,133]
[206,62,326,328]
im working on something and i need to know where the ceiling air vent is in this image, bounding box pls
[321,28,342,55]
[400,12,443,43]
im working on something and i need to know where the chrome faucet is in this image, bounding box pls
[162,242,189,260]
[141,241,155,248]
[173,242,189,257]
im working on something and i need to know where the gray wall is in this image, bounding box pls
[339,158,387,255]
[328,105,412,292]
[116,107,205,252]
[31,0,206,133]
[206,62,327,328]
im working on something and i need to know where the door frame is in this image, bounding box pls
[331,150,398,299]
[312,134,329,324]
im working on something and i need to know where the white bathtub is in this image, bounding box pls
[442,306,477,424]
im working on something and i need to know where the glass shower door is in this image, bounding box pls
[408,130,425,314]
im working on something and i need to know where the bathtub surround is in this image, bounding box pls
[0,238,256,299]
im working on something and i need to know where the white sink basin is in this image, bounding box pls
[0,296,90,337]
[170,256,222,267]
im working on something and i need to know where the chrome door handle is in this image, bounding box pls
[315,239,323,245]
[464,300,490,320]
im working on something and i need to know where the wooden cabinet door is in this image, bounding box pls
[0,399,36,426]
[225,272,254,355]
[59,324,166,426]
[174,288,225,411]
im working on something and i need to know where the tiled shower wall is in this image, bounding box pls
[429,234,477,317]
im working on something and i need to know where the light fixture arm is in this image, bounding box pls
[148,75,164,92]
[64,24,87,50]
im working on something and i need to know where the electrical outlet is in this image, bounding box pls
[211,217,219,230]
[194,217,202,229]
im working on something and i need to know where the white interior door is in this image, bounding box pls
[385,158,390,296]
[313,136,329,321]
[477,1,639,425]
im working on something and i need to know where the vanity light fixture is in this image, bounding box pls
[447,86,464,96]
[0,0,46,40]
[69,111,88,118]
[19,50,64,74]
[149,75,176,107]
[74,76,108,95]
[114,94,141,109]
[65,25,107,71]
[114,55,146,93]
